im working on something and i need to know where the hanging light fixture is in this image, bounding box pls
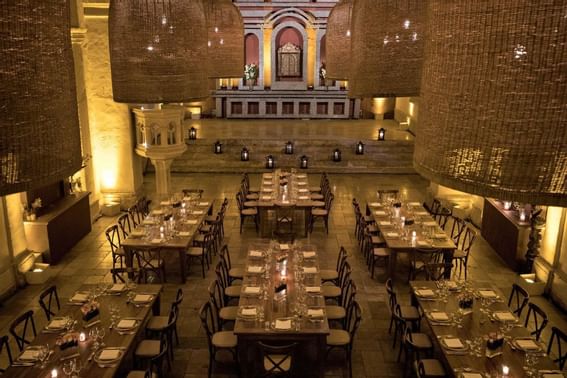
[188,127,197,140]
[285,141,294,155]
[109,0,209,103]
[415,0,567,206]
[241,147,249,162]
[205,0,245,79]
[378,128,386,141]
[326,0,353,80]
[300,155,309,169]
[0,0,82,196]
[349,0,425,98]
[332,149,342,162]
[214,141,223,154]
[355,141,365,155]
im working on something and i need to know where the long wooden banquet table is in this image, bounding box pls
[122,198,214,283]
[234,242,330,377]
[410,280,562,377]
[368,200,456,280]
[256,171,314,237]
[5,284,161,378]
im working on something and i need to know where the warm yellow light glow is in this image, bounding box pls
[372,97,388,114]
[307,27,317,87]
[409,101,415,116]
[541,207,563,265]
[263,28,272,87]
[33,268,43,273]
[101,169,117,190]
[186,107,201,115]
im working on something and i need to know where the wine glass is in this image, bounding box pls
[62,360,75,377]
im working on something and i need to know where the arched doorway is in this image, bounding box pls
[275,27,303,81]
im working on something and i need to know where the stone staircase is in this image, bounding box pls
[163,138,415,174]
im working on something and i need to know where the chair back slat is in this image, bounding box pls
[39,285,60,321]
[547,326,567,370]
[9,310,36,351]
[524,302,548,341]
[508,283,529,316]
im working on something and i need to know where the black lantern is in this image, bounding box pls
[266,155,275,169]
[300,155,309,169]
[214,141,223,154]
[332,149,342,162]
[378,128,386,141]
[285,141,294,155]
[356,141,365,155]
[188,126,197,140]
[241,147,249,161]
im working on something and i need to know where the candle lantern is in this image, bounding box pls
[332,149,342,162]
[214,140,223,154]
[188,127,197,140]
[378,128,386,141]
[241,147,249,161]
[300,155,309,169]
[266,155,275,169]
[356,141,365,155]
[285,141,294,155]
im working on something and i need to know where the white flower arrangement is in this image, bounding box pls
[244,63,259,81]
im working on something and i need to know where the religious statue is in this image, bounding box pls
[244,63,259,89]
[319,63,327,88]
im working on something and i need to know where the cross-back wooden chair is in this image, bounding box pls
[258,342,298,377]
[38,285,60,321]
[9,310,36,351]
[0,335,13,373]
[105,224,125,269]
[117,212,132,240]
[508,283,529,317]
[547,326,567,370]
[524,302,548,341]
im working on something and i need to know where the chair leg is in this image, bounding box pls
[201,257,206,278]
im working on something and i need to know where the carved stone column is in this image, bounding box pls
[132,106,187,196]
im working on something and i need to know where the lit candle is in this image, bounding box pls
[79,332,86,342]
[159,226,165,233]
[504,201,512,210]
[51,369,58,378]
[519,209,527,222]
[502,365,510,376]
[401,216,406,228]
[411,230,417,240]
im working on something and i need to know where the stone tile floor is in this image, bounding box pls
[0,173,565,377]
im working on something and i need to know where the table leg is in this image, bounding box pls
[178,248,187,284]
[443,249,455,279]
[316,335,326,378]
[124,247,134,280]
[304,208,310,237]
[259,207,269,238]
[388,250,398,280]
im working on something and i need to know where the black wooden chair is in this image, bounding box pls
[117,212,132,240]
[547,326,567,370]
[134,248,166,283]
[38,285,60,321]
[508,283,529,317]
[105,224,126,269]
[257,341,298,377]
[111,267,146,284]
[0,335,13,373]
[325,300,362,378]
[9,310,37,351]
[524,302,548,341]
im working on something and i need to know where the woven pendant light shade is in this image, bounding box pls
[206,0,244,79]
[349,0,425,98]
[326,0,353,80]
[109,0,209,103]
[0,0,82,196]
[415,0,567,206]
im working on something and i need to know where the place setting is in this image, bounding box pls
[438,335,470,355]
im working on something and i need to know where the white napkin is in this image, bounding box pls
[297,182,307,186]
[415,289,435,297]
[299,196,310,200]
[478,290,497,298]
[434,233,447,239]
[19,350,40,361]
[308,309,325,318]
[177,231,190,237]
[462,373,484,378]
[305,286,321,294]
[142,219,157,225]
[444,338,465,349]
[386,232,400,238]
[241,307,257,317]
[516,339,540,350]
[303,267,318,274]
[71,293,88,302]
[150,238,163,244]
[296,174,307,178]
[542,374,564,378]
[248,266,263,274]
[263,174,273,178]
[263,188,273,193]
[275,319,292,330]
[415,211,428,216]
[99,349,121,361]
[109,284,126,292]
[379,221,392,226]
[130,229,145,237]
[408,202,421,206]
[263,181,273,185]
[151,210,164,216]
[133,294,152,303]
[198,202,209,206]
[47,319,67,329]
[117,319,136,329]
[430,312,449,321]
[192,210,204,215]
[417,240,431,247]
[423,221,437,226]
[244,287,261,295]
[185,219,198,225]
[159,201,171,206]
[303,251,316,258]
[375,211,387,216]
[494,312,516,322]
[249,250,263,257]
[279,244,290,250]
[369,202,382,207]
[262,196,272,201]
[298,189,309,193]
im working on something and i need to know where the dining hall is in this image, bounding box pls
[0,1,566,377]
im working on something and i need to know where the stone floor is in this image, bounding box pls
[1,172,566,377]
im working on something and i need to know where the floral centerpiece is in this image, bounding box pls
[81,301,100,321]
[244,63,258,87]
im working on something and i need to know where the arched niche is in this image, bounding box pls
[319,33,327,86]
[245,33,260,66]
[271,21,308,90]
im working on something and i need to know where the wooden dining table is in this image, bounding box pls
[410,280,561,377]
[234,242,330,378]
[4,284,162,378]
[369,200,456,280]
[256,171,314,238]
[122,199,214,283]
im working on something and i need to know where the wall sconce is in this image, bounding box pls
[285,141,294,155]
[300,155,309,169]
[241,147,249,161]
[214,141,223,154]
[356,141,365,155]
[188,126,197,140]
[266,155,275,169]
[332,149,342,162]
[378,128,386,141]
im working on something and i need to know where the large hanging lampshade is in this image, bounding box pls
[415,0,567,206]
[205,0,244,79]
[326,0,353,80]
[109,0,209,103]
[349,0,425,98]
[0,0,82,196]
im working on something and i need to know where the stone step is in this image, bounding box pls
[162,138,415,174]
